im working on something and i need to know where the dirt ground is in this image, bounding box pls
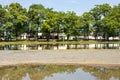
[0,49,120,67]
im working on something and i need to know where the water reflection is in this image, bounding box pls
[0,65,120,80]
[0,43,120,50]
[2,74,9,80]
[44,68,95,80]
[22,73,31,80]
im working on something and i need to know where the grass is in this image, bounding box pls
[0,40,120,45]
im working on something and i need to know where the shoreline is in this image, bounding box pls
[0,40,120,45]
[0,49,120,68]
[0,62,120,68]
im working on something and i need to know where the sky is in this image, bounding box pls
[0,0,120,15]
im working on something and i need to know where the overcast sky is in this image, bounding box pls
[0,0,120,15]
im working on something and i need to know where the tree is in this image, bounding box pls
[28,4,46,40]
[41,9,57,41]
[4,3,28,40]
[62,11,79,40]
[99,4,120,40]
[0,3,120,41]
[111,4,120,37]
[53,11,66,41]
[90,4,112,40]
[0,5,6,40]
[81,12,94,40]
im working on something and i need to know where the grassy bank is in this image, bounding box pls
[0,40,120,45]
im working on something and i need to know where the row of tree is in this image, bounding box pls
[0,3,120,41]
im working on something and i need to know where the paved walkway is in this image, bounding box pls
[0,49,120,67]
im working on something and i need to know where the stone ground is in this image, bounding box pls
[0,49,120,67]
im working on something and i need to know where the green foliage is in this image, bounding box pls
[81,12,94,39]
[0,5,6,37]
[62,11,80,40]
[90,4,112,40]
[2,3,28,40]
[0,3,120,41]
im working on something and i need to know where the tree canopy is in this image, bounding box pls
[0,3,120,41]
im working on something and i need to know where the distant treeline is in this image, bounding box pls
[0,3,120,41]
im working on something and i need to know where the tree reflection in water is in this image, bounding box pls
[0,65,120,80]
[0,43,120,50]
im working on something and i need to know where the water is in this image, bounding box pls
[0,65,120,80]
[0,43,120,50]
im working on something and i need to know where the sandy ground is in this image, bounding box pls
[0,49,120,67]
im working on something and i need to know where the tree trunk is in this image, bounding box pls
[16,31,18,41]
[57,33,59,41]
[75,36,78,41]
[57,24,60,41]
[83,31,86,40]
[52,33,55,41]
[36,32,38,41]
[105,33,109,41]
[107,36,109,41]
[47,37,49,42]
[67,35,69,41]
[95,36,97,41]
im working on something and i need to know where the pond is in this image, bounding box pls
[0,65,120,80]
[0,43,120,50]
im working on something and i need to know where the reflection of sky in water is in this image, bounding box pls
[110,77,119,80]
[22,73,31,80]
[44,69,95,80]
[1,66,120,80]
